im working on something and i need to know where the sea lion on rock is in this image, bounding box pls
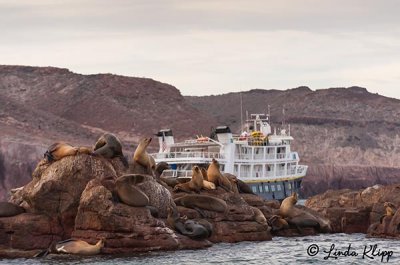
[115,174,149,207]
[202,180,216,190]
[0,202,25,217]
[56,238,104,255]
[380,202,397,223]
[224,173,254,194]
[268,215,289,231]
[167,206,211,240]
[280,192,331,232]
[207,159,232,192]
[155,162,170,179]
[183,220,211,240]
[174,194,227,213]
[44,142,91,163]
[93,133,128,167]
[200,167,208,181]
[174,166,204,193]
[251,206,267,224]
[132,137,156,175]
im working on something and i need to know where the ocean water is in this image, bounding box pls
[1,234,398,265]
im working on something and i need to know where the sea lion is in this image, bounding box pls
[44,142,78,162]
[132,137,156,175]
[280,192,331,232]
[174,194,227,213]
[55,238,104,255]
[183,220,210,240]
[268,215,289,231]
[0,202,25,217]
[223,173,254,194]
[200,167,208,181]
[380,202,397,223]
[202,180,216,190]
[167,206,211,240]
[251,206,267,224]
[225,174,239,194]
[167,206,188,232]
[115,174,149,207]
[155,162,170,179]
[207,159,232,192]
[174,166,204,193]
[93,133,128,167]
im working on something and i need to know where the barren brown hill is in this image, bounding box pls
[0,65,216,200]
[185,87,400,196]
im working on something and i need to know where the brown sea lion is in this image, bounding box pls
[268,215,289,231]
[93,133,128,167]
[174,194,227,213]
[225,175,239,194]
[200,167,208,181]
[155,162,170,179]
[131,137,156,175]
[280,192,331,232]
[224,173,255,194]
[55,238,104,255]
[115,174,149,207]
[251,206,267,224]
[174,166,204,193]
[207,159,232,192]
[380,202,397,223]
[202,180,216,190]
[44,142,76,162]
[0,202,25,217]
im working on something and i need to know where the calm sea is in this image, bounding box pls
[1,234,398,265]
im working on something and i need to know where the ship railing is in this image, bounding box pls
[234,153,287,160]
[151,152,223,160]
[162,169,192,178]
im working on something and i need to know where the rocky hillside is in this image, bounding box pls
[0,65,216,200]
[186,87,400,196]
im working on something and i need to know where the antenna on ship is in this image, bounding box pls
[240,91,243,133]
[267,104,271,122]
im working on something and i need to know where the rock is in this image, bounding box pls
[0,213,62,251]
[73,178,210,253]
[306,184,400,236]
[10,154,118,237]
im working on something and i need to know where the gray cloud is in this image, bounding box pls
[0,0,399,98]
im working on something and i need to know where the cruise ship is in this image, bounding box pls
[150,113,308,200]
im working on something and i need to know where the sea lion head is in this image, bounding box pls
[141,137,152,147]
[193,165,200,173]
[291,192,298,203]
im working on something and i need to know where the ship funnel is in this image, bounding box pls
[215,126,232,143]
[156,129,174,153]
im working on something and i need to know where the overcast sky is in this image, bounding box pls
[1,0,399,98]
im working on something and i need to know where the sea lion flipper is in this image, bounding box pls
[33,249,50,258]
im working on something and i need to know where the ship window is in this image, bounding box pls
[252,186,257,193]
[271,185,276,192]
[264,185,269,192]
[258,185,263,193]
[288,183,292,190]
[277,184,281,191]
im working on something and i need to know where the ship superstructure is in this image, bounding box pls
[150,113,307,200]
